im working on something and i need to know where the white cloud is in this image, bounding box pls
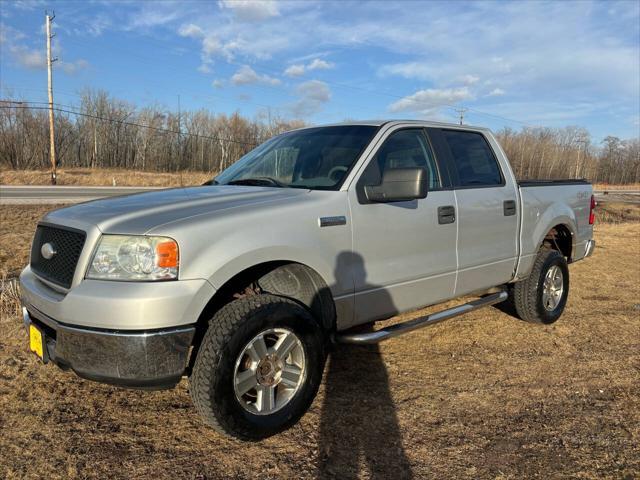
[197,62,213,74]
[370,2,638,109]
[7,41,88,75]
[70,14,111,37]
[290,51,333,64]
[129,8,183,29]
[283,58,334,77]
[3,24,88,74]
[178,23,204,38]
[202,35,225,58]
[307,58,334,71]
[11,0,46,11]
[231,65,281,86]
[284,64,305,77]
[212,79,224,89]
[389,87,472,115]
[9,44,46,70]
[219,0,279,22]
[291,80,331,117]
[0,25,25,43]
[28,0,635,134]
[459,74,479,86]
[60,58,89,75]
[486,88,506,97]
[379,62,433,80]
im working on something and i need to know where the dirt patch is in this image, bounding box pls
[0,206,639,479]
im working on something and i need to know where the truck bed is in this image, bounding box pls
[516,180,593,280]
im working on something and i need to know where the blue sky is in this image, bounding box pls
[1,0,639,141]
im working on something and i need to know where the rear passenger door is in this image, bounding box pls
[434,129,519,296]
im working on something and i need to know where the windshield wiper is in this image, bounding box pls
[201,179,219,186]
[226,177,287,188]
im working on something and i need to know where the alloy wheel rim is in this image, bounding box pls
[233,327,306,415]
[542,265,564,311]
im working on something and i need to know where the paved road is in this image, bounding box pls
[0,185,162,204]
[1,185,639,205]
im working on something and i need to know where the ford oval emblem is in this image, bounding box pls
[41,242,57,260]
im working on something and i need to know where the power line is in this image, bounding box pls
[455,107,468,126]
[0,103,259,147]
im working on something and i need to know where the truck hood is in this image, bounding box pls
[43,185,309,234]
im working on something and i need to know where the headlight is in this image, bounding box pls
[87,235,179,281]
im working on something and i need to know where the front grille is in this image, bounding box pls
[30,224,86,289]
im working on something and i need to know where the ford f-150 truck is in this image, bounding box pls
[20,120,596,439]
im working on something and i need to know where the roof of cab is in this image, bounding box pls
[290,119,492,133]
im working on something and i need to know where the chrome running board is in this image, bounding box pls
[336,289,508,345]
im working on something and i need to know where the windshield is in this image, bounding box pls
[214,125,379,190]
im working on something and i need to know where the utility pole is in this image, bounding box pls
[455,107,468,126]
[45,12,58,185]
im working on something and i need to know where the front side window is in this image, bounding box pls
[214,126,378,190]
[358,129,441,190]
[442,130,503,187]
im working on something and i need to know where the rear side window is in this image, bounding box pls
[442,130,503,187]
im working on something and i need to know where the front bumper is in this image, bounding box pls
[19,266,215,330]
[23,303,195,389]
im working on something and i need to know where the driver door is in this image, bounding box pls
[347,128,458,327]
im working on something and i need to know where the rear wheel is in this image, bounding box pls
[190,294,325,440]
[512,248,569,324]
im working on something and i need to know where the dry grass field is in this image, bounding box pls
[0,168,212,187]
[594,183,640,191]
[2,169,639,192]
[0,203,638,479]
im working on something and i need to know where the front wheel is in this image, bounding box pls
[512,248,570,324]
[189,294,325,440]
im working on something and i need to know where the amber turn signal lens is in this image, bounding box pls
[156,240,179,268]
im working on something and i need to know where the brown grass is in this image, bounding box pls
[0,168,214,187]
[0,204,639,479]
[597,201,640,223]
[594,182,640,191]
[3,169,639,191]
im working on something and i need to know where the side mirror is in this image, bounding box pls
[364,167,429,203]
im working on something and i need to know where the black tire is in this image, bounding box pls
[190,294,325,440]
[512,248,570,324]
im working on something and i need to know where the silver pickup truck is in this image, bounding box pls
[20,120,595,439]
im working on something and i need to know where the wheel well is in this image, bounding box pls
[187,262,336,372]
[543,224,573,261]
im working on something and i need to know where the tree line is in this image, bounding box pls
[496,127,639,185]
[0,90,304,174]
[1,90,638,184]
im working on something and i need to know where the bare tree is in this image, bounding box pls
[1,91,638,184]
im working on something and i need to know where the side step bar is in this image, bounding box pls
[336,289,508,345]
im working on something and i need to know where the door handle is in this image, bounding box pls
[438,205,456,224]
[503,200,516,216]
